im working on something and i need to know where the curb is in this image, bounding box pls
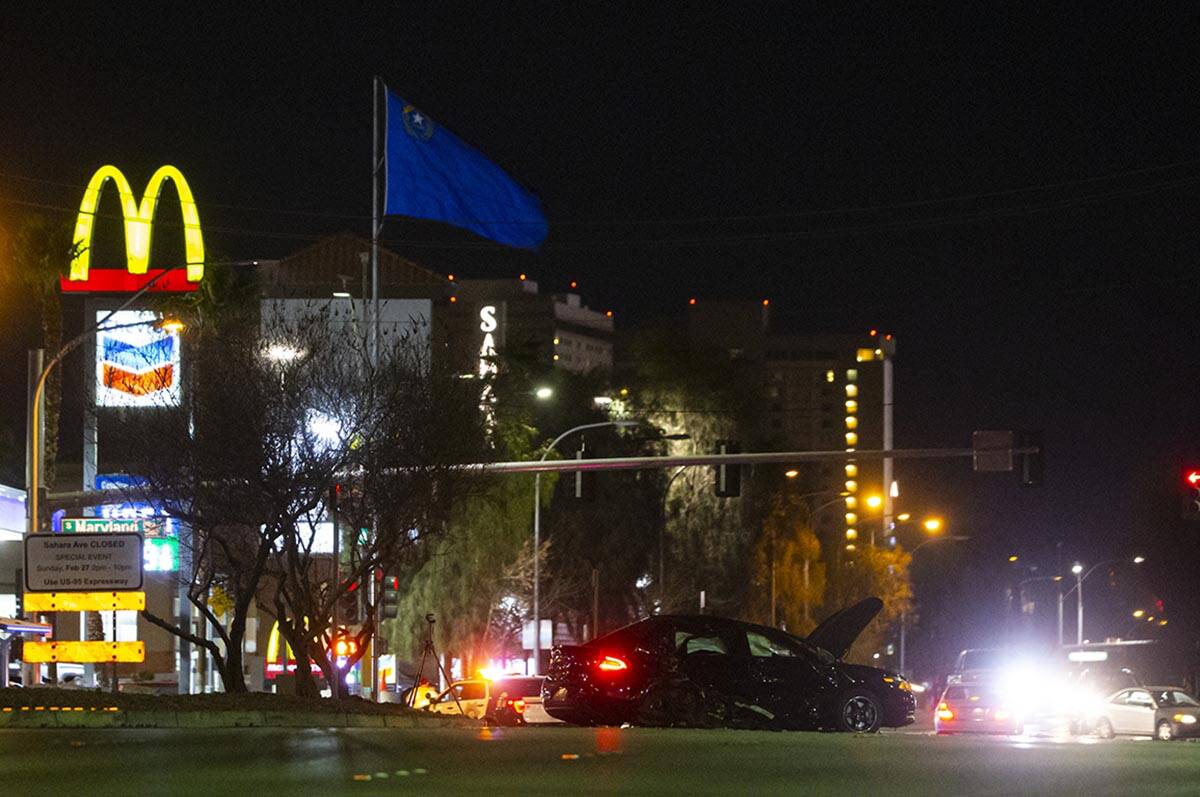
[0,707,478,730]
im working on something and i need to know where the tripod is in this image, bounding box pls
[408,613,462,714]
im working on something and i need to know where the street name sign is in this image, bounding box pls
[62,517,159,535]
[24,532,143,592]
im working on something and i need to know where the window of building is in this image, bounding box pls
[847,369,859,382]
[845,384,858,398]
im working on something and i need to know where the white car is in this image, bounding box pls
[1090,687,1200,741]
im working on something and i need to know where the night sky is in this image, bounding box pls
[2,6,1199,665]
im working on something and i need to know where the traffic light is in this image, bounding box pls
[714,440,741,497]
[381,574,399,620]
[332,633,358,659]
[337,581,362,625]
[571,445,594,501]
[1017,431,1043,486]
[1182,468,1200,521]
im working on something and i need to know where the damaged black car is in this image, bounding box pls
[542,597,915,732]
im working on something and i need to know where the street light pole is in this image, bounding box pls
[660,465,688,611]
[1074,565,1084,645]
[532,420,637,674]
[1061,557,1145,647]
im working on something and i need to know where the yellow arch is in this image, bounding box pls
[69,164,205,283]
[266,620,295,663]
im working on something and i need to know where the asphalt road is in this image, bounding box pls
[4,725,1198,795]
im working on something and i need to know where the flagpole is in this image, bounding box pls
[371,75,381,366]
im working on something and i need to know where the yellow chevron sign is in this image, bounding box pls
[23,591,146,612]
[23,641,145,664]
[69,164,204,283]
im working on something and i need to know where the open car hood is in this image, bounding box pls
[805,597,883,660]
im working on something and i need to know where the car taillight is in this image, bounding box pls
[597,655,628,672]
[512,699,526,713]
[936,701,955,721]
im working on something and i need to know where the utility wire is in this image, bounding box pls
[2,155,1199,228]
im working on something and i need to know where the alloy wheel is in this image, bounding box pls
[1156,720,1173,741]
[842,694,879,733]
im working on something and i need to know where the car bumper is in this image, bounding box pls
[543,682,634,726]
[1167,721,1200,738]
[881,692,917,727]
[935,717,1022,735]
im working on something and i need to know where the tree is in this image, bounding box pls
[106,299,485,693]
[387,420,546,678]
[746,492,827,635]
[823,544,912,664]
[0,212,75,488]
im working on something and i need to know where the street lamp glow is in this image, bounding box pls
[1132,609,1145,618]
[865,495,883,510]
[784,469,799,479]
[534,386,554,400]
[897,512,911,522]
[1133,555,1145,564]
[157,317,185,334]
[922,517,943,534]
[264,343,304,362]
[1007,554,1019,563]
[1071,563,1083,575]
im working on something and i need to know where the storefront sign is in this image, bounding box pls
[61,164,204,293]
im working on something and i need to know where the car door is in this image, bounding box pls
[427,681,488,718]
[672,621,748,705]
[743,628,829,724]
[1115,689,1155,735]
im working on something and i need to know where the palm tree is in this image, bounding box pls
[0,212,74,488]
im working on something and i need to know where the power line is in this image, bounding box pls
[2,154,1200,229]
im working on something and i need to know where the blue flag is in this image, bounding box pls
[383,91,548,250]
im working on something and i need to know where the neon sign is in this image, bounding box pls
[62,164,204,293]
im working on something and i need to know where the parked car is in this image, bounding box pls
[934,682,1023,735]
[424,676,550,725]
[1089,687,1200,741]
[488,676,552,725]
[542,597,915,732]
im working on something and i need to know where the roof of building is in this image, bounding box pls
[262,233,449,297]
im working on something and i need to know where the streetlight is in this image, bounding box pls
[534,386,554,401]
[1062,557,1145,646]
[922,517,943,534]
[532,420,638,674]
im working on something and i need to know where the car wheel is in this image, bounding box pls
[1156,720,1173,741]
[837,690,882,734]
[1095,717,1114,739]
[636,682,705,728]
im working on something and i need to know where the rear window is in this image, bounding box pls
[943,685,1001,703]
[959,650,1008,671]
[493,678,542,698]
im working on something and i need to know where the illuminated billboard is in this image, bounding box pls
[96,311,181,407]
[62,164,204,293]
